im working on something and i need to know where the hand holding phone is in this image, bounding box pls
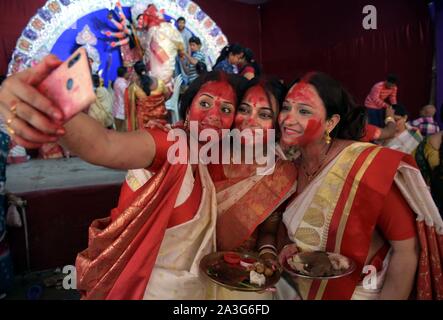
[38,47,96,122]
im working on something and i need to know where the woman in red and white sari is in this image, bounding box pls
[210,78,298,299]
[274,72,443,300]
[0,59,249,300]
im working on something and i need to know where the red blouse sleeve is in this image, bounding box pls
[145,128,175,172]
[377,183,417,241]
[361,124,381,142]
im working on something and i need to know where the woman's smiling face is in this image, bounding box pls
[278,82,327,147]
[188,80,236,140]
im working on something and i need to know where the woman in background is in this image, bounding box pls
[125,61,169,131]
[88,74,114,129]
[383,104,423,154]
[213,44,244,74]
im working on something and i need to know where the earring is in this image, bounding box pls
[325,130,332,144]
[183,115,189,129]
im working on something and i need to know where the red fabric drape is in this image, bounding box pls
[260,0,433,119]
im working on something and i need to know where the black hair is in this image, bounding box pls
[213,43,244,69]
[387,74,398,84]
[189,36,202,46]
[179,71,249,120]
[392,104,408,117]
[134,61,153,96]
[195,61,208,75]
[292,72,366,141]
[91,74,101,88]
[177,17,186,23]
[117,66,128,78]
[0,75,5,86]
[239,47,261,78]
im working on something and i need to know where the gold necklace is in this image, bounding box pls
[300,141,333,182]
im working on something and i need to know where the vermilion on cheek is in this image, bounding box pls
[234,114,247,129]
[282,119,323,147]
[220,112,234,129]
[188,107,207,123]
[297,119,323,146]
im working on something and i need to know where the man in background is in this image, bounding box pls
[365,74,398,127]
[176,17,192,55]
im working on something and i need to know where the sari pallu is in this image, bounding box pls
[215,159,298,252]
[281,142,443,300]
[76,158,218,300]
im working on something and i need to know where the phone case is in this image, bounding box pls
[38,47,96,122]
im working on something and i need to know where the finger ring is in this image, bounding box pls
[6,117,15,125]
[5,101,18,133]
[10,101,18,116]
[6,125,15,136]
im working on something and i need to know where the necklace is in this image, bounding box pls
[300,141,334,182]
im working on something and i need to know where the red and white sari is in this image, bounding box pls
[76,129,218,300]
[278,142,443,300]
[211,158,297,299]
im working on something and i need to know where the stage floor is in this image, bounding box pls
[6,157,126,193]
[4,157,128,277]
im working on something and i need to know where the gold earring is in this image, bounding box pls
[325,130,331,144]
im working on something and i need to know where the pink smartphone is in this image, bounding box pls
[38,47,96,122]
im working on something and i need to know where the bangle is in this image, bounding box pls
[258,244,277,252]
[385,116,395,125]
[259,248,277,258]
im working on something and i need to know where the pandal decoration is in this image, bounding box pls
[8,0,228,75]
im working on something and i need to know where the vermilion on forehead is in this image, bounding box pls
[199,81,236,103]
[286,82,318,103]
[243,85,268,107]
